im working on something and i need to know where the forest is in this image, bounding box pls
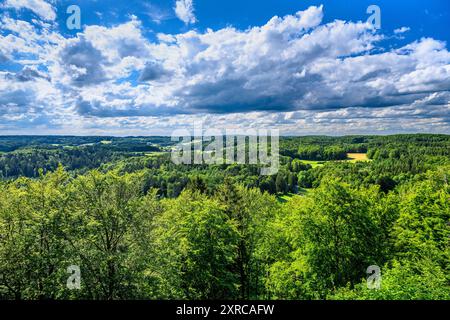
[0,134,449,300]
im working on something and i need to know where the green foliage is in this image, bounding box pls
[331,258,450,300]
[0,135,449,300]
[152,191,240,299]
[265,180,396,299]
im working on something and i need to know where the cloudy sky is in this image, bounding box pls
[0,0,449,135]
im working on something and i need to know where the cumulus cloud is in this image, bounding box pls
[3,0,56,21]
[174,0,197,25]
[394,26,410,34]
[5,66,49,82]
[48,18,150,88]
[0,14,62,63]
[56,37,109,87]
[139,61,172,82]
[0,4,449,134]
[0,69,60,123]
[0,51,9,63]
[131,6,449,117]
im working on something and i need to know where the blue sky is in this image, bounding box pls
[0,0,449,135]
[51,1,450,38]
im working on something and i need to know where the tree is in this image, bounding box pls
[186,176,208,194]
[266,180,388,298]
[275,173,288,194]
[392,172,450,270]
[331,257,450,300]
[63,170,161,299]
[0,166,70,299]
[153,191,239,299]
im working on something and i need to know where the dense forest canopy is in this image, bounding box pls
[0,134,449,300]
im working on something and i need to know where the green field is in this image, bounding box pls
[277,188,311,202]
[298,159,326,168]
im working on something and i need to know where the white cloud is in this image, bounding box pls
[1,5,449,135]
[174,0,197,25]
[394,26,410,34]
[143,3,171,24]
[0,14,62,63]
[3,0,56,21]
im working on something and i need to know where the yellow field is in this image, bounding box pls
[346,153,369,162]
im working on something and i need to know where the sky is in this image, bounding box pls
[0,0,449,136]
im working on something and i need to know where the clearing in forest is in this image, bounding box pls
[346,153,369,162]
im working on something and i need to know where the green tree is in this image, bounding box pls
[0,166,70,299]
[153,190,239,299]
[63,170,161,299]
